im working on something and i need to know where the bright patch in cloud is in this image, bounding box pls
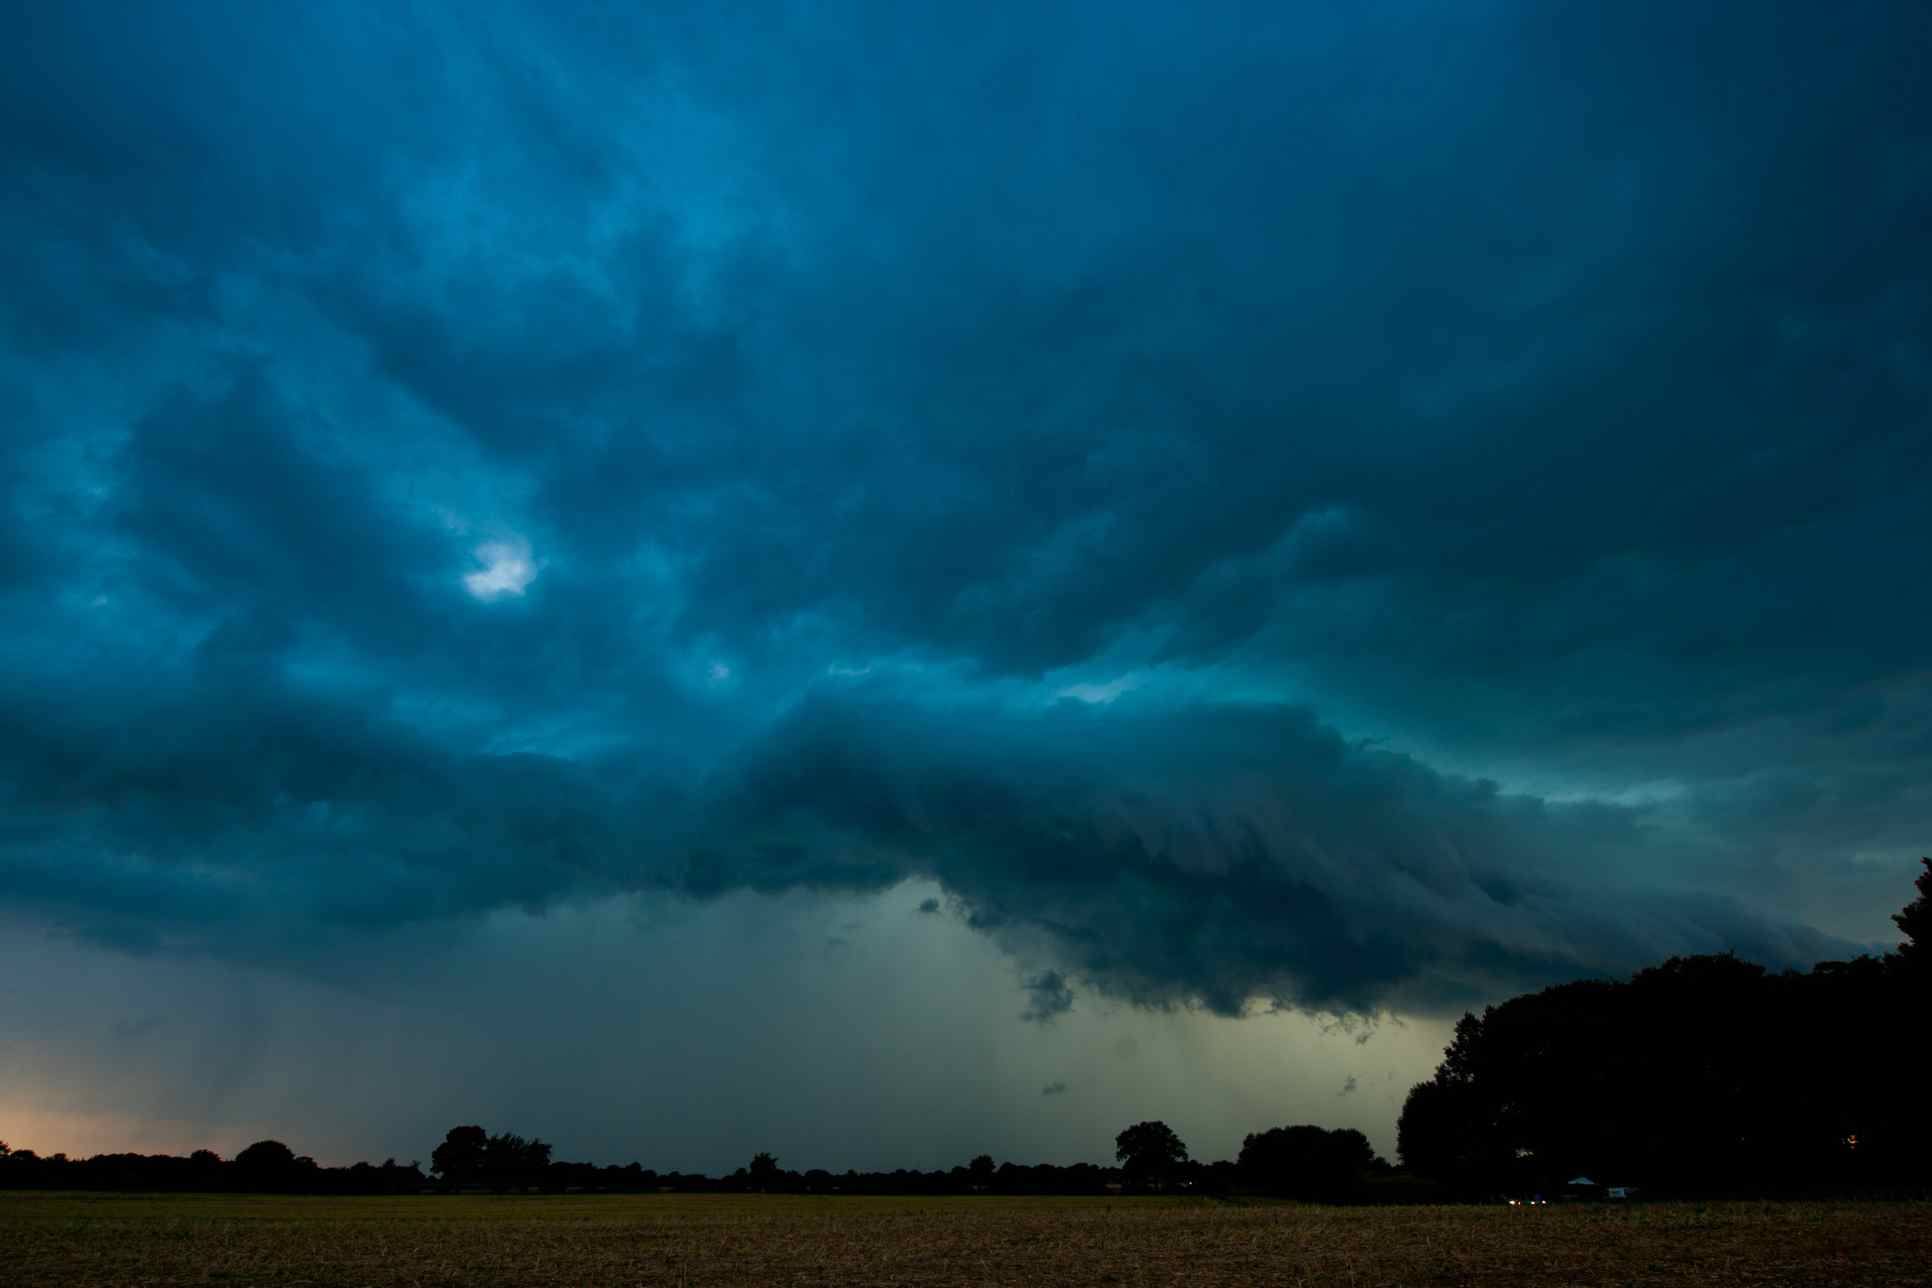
[1055,674,1143,705]
[463,539,537,601]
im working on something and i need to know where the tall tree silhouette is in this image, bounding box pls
[1896,857,1929,966]
[1115,1121,1188,1191]
[431,1126,487,1189]
[748,1152,780,1190]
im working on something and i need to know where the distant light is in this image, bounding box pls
[463,540,536,601]
[708,661,732,681]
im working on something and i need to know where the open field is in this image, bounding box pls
[5,1192,1929,1287]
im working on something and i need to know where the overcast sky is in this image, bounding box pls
[2,0,1928,1171]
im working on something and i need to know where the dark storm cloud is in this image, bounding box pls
[0,640,1851,1011]
[1020,972,1075,1024]
[699,688,1853,1013]
[0,629,654,953]
[2,1,1927,1018]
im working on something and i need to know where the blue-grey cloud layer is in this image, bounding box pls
[3,1,1927,1017]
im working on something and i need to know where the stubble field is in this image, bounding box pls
[5,1191,1929,1287]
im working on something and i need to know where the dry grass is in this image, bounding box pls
[5,1191,1929,1287]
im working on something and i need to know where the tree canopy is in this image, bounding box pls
[1895,857,1929,965]
[1239,1125,1382,1200]
[429,1125,551,1191]
[1115,1121,1188,1189]
[430,1125,486,1188]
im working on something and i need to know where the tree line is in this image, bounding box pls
[0,1119,1404,1200]
[6,860,1925,1201]
[0,1141,429,1195]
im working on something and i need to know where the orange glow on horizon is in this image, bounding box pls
[0,1101,293,1164]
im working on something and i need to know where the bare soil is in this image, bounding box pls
[5,1191,1929,1286]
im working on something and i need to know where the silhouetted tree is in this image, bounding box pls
[1239,1125,1379,1200]
[748,1151,780,1189]
[1896,857,1929,967]
[432,1125,487,1189]
[968,1154,995,1188]
[234,1140,296,1191]
[1115,1121,1188,1190]
[481,1132,552,1191]
[187,1148,223,1188]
